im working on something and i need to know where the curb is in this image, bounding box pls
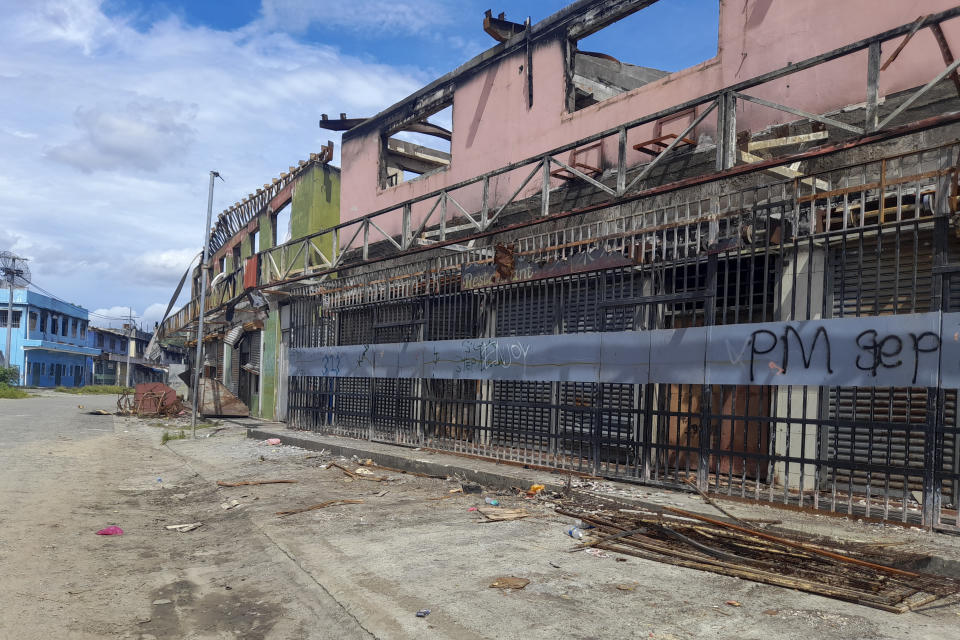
[246,428,569,495]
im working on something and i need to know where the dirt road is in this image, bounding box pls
[2,391,959,639]
[0,392,370,639]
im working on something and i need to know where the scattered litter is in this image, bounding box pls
[585,548,609,558]
[615,557,628,563]
[374,490,389,497]
[221,500,242,511]
[461,483,482,494]
[95,526,123,536]
[217,479,297,487]
[490,577,529,590]
[276,499,364,517]
[549,561,561,569]
[567,527,584,540]
[165,522,202,533]
[616,583,637,591]
[477,507,529,522]
[763,609,779,616]
[151,599,172,606]
[484,497,500,506]
[449,488,463,494]
[415,609,431,618]
[527,484,545,497]
[354,467,375,476]
[467,507,478,512]
[88,409,111,415]
[265,438,282,445]
[725,600,742,607]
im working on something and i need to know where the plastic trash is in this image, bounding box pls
[484,497,500,506]
[467,507,478,512]
[527,484,545,496]
[573,519,594,530]
[265,438,282,445]
[566,527,584,540]
[416,609,431,618]
[96,526,124,536]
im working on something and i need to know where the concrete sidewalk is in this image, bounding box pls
[247,424,960,579]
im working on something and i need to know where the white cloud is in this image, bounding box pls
[47,99,197,172]
[259,0,452,35]
[0,0,427,320]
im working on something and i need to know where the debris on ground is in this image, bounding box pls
[726,600,742,607]
[88,409,111,415]
[217,479,297,487]
[558,499,960,613]
[275,499,364,517]
[526,484,545,497]
[415,609,431,617]
[490,577,530,590]
[477,507,529,522]
[95,525,124,536]
[165,522,202,532]
[461,482,482,494]
[220,499,242,511]
[265,438,282,445]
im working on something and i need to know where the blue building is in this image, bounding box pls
[87,325,167,386]
[0,289,100,387]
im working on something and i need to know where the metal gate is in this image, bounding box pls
[288,143,960,531]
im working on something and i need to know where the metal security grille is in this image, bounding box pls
[287,142,960,531]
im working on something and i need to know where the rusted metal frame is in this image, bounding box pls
[283,241,306,280]
[798,167,949,204]
[362,219,370,261]
[409,196,445,246]
[245,116,960,292]
[480,177,490,230]
[733,92,864,135]
[439,193,448,241]
[367,217,403,251]
[866,41,881,132]
[488,160,544,228]
[549,154,616,196]
[930,22,960,98]
[623,99,717,195]
[541,155,551,216]
[877,56,960,130]
[308,238,332,267]
[401,204,412,250]
[616,127,627,195]
[716,92,737,171]
[446,193,483,231]
[273,10,960,266]
[880,15,928,71]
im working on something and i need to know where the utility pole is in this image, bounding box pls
[191,170,221,439]
[124,307,133,388]
[4,266,12,369]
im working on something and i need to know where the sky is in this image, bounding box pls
[0,0,718,330]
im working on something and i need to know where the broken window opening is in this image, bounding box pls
[569,1,719,112]
[251,229,259,255]
[381,103,453,188]
[272,203,291,246]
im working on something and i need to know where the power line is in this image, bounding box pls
[23,279,141,321]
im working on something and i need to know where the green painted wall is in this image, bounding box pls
[252,164,339,419]
[291,164,340,263]
[257,311,280,420]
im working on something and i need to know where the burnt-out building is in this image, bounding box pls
[163,1,960,531]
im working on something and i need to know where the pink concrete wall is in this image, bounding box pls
[340,0,959,238]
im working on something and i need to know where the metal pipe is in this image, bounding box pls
[4,278,12,369]
[191,170,220,438]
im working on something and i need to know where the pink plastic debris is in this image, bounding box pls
[96,526,124,536]
[265,438,282,445]
[468,507,478,512]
